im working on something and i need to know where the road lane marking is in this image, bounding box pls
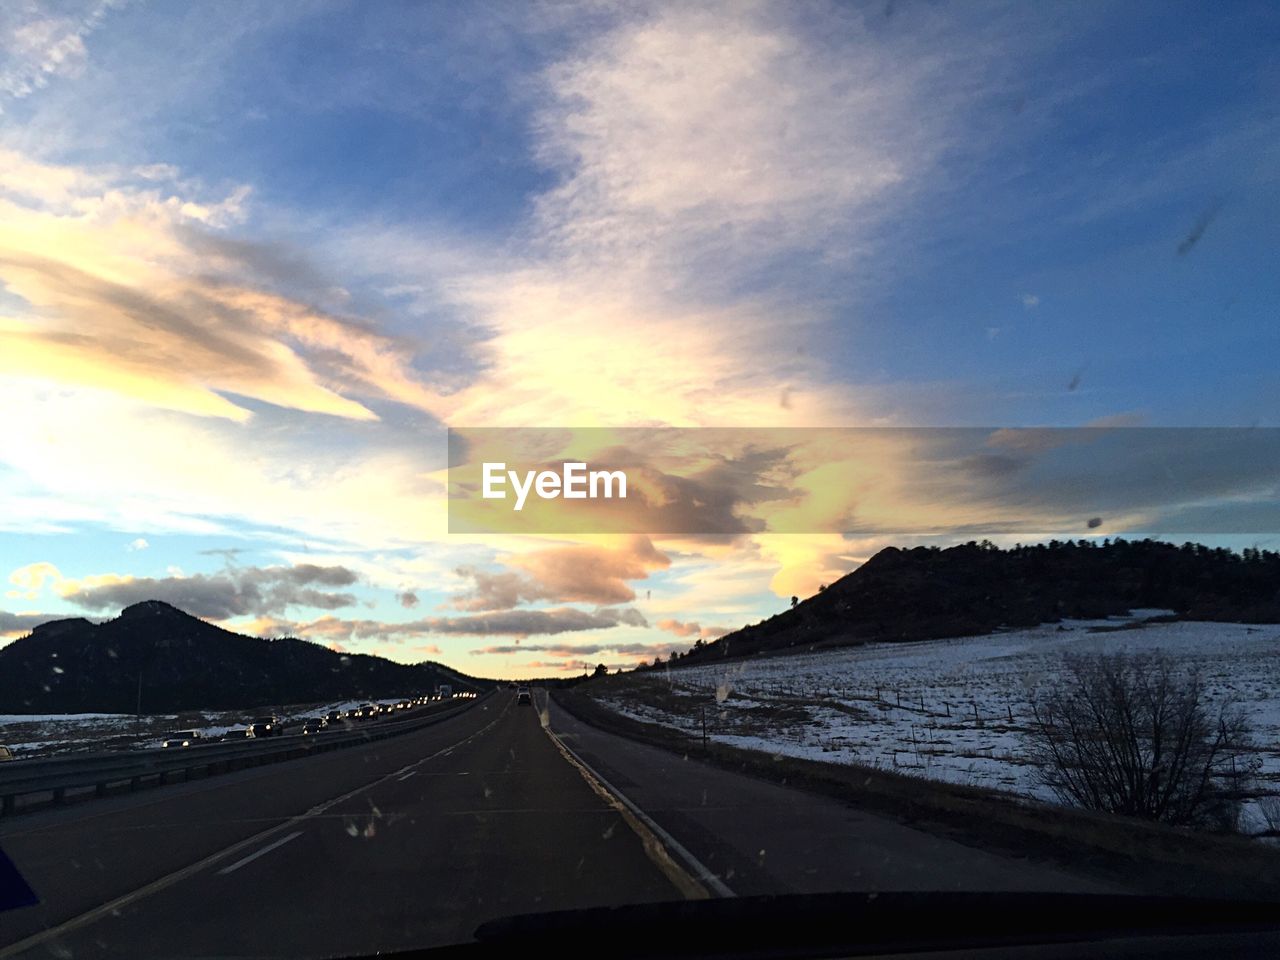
[397,771,418,781]
[535,690,735,901]
[216,830,302,876]
[0,695,509,960]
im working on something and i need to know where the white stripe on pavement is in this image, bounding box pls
[216,830,303,875]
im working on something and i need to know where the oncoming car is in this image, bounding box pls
[162,730,204,748]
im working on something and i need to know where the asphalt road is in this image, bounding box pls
[1,688,1116,959]
[0,693,678,958]
[542,695,1116,897]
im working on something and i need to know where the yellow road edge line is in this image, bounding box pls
[538,695,712,902]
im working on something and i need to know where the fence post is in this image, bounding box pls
[701,704,708,747]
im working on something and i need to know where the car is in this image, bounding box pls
[516,688,532,705]
[247,722,273,738]
[325,710,343,724]
[507,681,517,689]
[223,728,254,740]
[301,718,324,735]
[0,746,14,762]
[162,730,204,748]
[250,716,278,736]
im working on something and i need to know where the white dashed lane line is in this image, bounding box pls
[216,830,304,876]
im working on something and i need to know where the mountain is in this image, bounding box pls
[0,600,489,714]
[681,539,1280,665]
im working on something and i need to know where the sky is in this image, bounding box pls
[1,0,1278,679]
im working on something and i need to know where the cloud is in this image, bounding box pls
[397,590,419,608]
[52,563,360,619]
[269,604,646,644]
[0,6,964,557]
[0,1,120,106]
[450,567,538,611]
[475,639,682,667]
[513,536,670,605]
[521,659,605,674]
[424,1,968,429]
[0,608,62,640]
[422,606,644,637]
[126,537,149,551]
[453,536,670,609]
[0,150,444,423]
[7,561,64,600]
[655,618,728,640]
[1020,293,1039,308]
[532,3,938,276]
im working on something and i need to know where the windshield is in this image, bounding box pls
[2,2,1279,958]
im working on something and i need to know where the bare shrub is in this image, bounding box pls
[1027,652,1255,830]
[1256,795,1280,839]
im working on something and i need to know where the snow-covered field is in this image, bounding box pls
[597,613,1280,833]
[0,697,413,757]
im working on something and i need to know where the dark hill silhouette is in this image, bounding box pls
[678,539,1280,665]
[0,600,488,713]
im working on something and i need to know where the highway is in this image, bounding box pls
[0,690,1110,958]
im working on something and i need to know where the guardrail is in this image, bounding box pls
[0,694,490,817]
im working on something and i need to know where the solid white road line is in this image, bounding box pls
[397,771,418,781]
[216,830,303,876]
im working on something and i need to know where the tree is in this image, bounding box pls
[593,663,608,677]
[1026,652,1255,830]
[790,596,798,609]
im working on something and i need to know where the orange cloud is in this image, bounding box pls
[453,535,670,610]
[0,151,441,423]
[655,618,728,640]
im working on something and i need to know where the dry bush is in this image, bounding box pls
[1027,652,1256,830]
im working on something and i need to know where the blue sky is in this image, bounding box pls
[1,1,1278,677]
